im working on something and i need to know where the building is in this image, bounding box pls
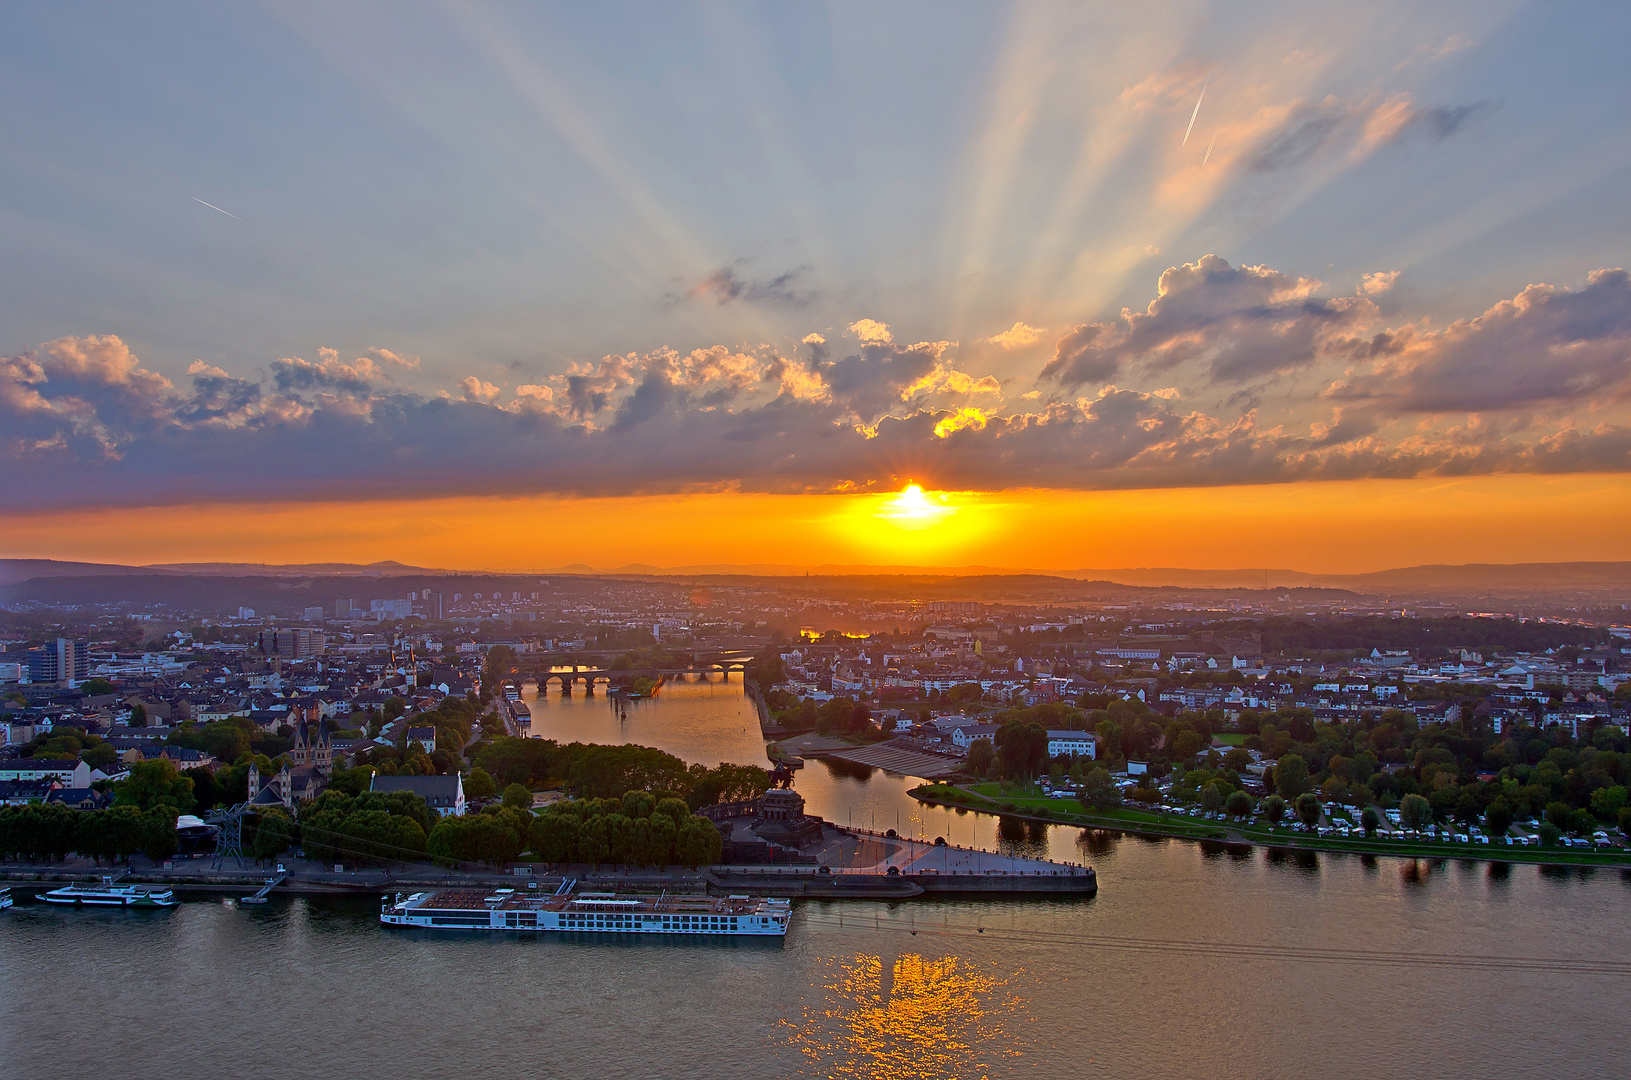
[0,779,59,805]
[951,723,1001,749]
[405,726,437,754]
[46,787,110,810]
[26,638,89,687]
[1046,731,1097,758]
[257,627,326,660]
[370,774,465,817]
[0,758,92,787]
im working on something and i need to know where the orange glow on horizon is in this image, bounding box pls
[2,473,1628,575]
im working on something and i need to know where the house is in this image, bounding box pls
[0,779,59,805]
[405,726,437,754]
[0,758,92,788]
[45,787,110,810]
[950,723,1001,749]
[1046,730,1097,759]
[370,773,465,817]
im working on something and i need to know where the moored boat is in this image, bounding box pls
[41,877,178,908]
[382,881,789,937]
[0,886,12,910]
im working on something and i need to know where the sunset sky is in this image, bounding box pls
[3,2,1629,573]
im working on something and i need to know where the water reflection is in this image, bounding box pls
[820,758,879,783]
[1263,846,1320,874]
[789,953,1019,1080]
[995,817,1049,861]
[1074,829,1118,858]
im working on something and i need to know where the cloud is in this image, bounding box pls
[5,266,1631,510]
[1359,270,1401,296]
[270,347,405,394]
[848,319,893,344]
[1334,267,1631,412]
[1249,95,1494,172]
[1043,254,1375,387]
[670,265,812,308]
[986,322,1043,349]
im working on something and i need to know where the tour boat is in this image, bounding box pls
[40,877,178,908]
[0,886,12,910]
[381,882,789,937]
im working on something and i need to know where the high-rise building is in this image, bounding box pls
[257,628,326,659]
[334,599,356,618]
[302,606,326,622]
[26,638,88,687]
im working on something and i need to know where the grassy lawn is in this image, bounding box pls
[1212,734,1246,746]
[911,783,1631,867]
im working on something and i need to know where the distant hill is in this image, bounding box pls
[0,559,185,587]
[146,560,454,577]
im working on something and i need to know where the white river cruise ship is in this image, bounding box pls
[381,882,790,937]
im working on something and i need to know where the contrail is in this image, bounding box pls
[1203,128,1218,165]
[192,197,247,224]
[1182,78,1208,145]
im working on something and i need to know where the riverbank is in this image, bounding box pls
[910,782,1631,870]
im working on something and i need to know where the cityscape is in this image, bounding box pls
[4,3,1631,1079]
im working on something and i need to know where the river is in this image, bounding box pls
[2,676,1627,1079]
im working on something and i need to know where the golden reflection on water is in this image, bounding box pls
[787,952,1021,1079]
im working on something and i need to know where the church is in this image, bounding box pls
[246,718,333,811]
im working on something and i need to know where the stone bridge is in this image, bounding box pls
[519,662,751,689]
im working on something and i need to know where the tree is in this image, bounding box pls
[502,783,533,811]
[114,759,195,815]
[1275,754,1309,800]
[1224,790,1253,818]
[1483,800,1513,839]
[465,767,497,802]
[1590,785,1627,821]
[1545,801,1573,831]
[252,809,296,862]
[129,703,148,728]
[1537,821,1562,848]
[81,678,116,697]
[140,809,178,863]
[1618,805,1631,837]
[1263,795,1286,824]
[1200,784,1224,813]
[995,721,1048,780]
[1076,767,1121,811]
[1294,792,1322,829]
[1360,805,1382,837]
[1399,793,1433,832]
[967,738,994,778]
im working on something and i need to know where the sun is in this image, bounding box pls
[875,484,957,530]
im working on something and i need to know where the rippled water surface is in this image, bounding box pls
[3,679,1627,1080]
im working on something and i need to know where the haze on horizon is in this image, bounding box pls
[3,2,1629,573]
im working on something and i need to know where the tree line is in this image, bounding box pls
[470,737,770,807]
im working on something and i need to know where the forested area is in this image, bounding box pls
[470,738,770,808]
[1257,616,1603,657]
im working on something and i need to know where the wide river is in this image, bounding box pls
[3,676,1628,1079]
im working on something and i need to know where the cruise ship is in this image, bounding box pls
[41,878,178,908]
[381,882,790,937]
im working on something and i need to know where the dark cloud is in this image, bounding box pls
[668,264,813,308]
[1043,255,1373,387]
[1250,96,1495,172]
[1331,268,1631,412]
[1411,100,1497,141]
